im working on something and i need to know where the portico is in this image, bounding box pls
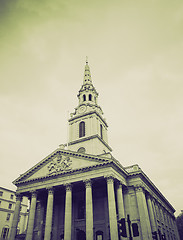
[10,169,126,240]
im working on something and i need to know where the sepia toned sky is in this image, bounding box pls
[0,0,183,215]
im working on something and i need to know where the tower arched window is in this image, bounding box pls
[89,94,92,101]
[83,95,86,101]
[79,121,85,138]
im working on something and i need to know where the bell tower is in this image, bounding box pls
[67,59,112,155]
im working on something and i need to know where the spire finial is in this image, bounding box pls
[86,56,88,64]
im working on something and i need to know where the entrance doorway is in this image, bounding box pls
[76,229,86,240]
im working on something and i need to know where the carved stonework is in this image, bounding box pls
[48,153,72,175]
[84,179,92,188]
[30,191,37,198]
[65,183,72,192]
[134,184,145,192]
[47,188,54,195]
[116,181,123,190]
[105,175,114,184]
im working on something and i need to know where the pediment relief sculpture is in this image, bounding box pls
[48,153,72,175]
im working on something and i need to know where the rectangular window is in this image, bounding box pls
[10,194,14,199]
[8,203,12,209]
[6,213,11,221]
[0,191,3,196]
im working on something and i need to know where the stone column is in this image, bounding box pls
[147,194,157,233]
[173,218,180,240]
[106,176,118,240]
[151,199,160,239]
[64,184,72,240]
[116,182,126,240]
[135,185,152,240]
[9,194,22,240]
[116,182,125,219]
[26,191,37,240]
[44,188,54,240]
[84,179,93,240]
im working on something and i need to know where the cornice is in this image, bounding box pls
[0,198,16,204]
[15,161,113,186]
[68,110,108,127]
[14,156,129,187]
[127,170,175,212]
[68,134,112,152]
[0,208,15,214]
[0,208,27,215]
[13,148,113,185]
[0,187,15,193]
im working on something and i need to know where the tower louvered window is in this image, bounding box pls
[100,124,103,139]
[89,94,92,101]
[79,121,85,138]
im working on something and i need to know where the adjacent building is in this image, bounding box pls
[9,60,180,240]
[0,187,28,240]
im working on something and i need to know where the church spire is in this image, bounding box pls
[83,57,92,85]
[67,59,112,155]
[77,58,99,108]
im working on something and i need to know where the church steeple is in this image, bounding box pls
[83,57,92,85]
[68,59,112,155]
[77,58,99,108]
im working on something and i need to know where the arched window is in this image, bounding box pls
[83,95,86,101]
[77,147,86,153]
[100,124,103,139]
[96,231,103,240]
[79,121,85,138]
[89,94,92,101]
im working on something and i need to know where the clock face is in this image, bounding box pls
[78,105,87,113]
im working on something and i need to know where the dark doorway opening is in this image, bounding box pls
[76,229,86,240]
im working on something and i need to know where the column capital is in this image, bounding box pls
[83,179,92,188]
[47,187,54,195]
[15,193,23,202]
[146,193,153,200]
[105,175,115,184]
[134,184,145,192]
[116,181,123,189]
[65,183,72,191]
[30,190,37,198]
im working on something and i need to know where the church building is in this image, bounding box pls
[9,60,180,240]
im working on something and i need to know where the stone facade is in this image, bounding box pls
[9,60,180,240]
[0,187,28,240]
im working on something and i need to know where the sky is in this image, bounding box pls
[0,0,183,216]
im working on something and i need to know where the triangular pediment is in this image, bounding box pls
[14,149,111,184]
